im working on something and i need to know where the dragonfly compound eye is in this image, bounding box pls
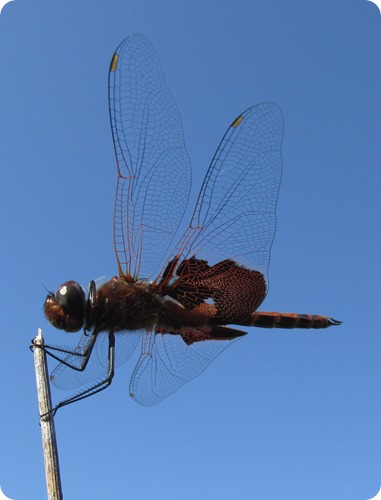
[44,281,85,332]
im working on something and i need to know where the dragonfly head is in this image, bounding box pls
[44,281,85,332]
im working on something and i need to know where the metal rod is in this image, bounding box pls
[33,328,63,500]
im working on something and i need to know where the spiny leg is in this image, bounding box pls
[32,332,98,373]
[43,331,116,417]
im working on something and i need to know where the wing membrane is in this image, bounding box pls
[164,103,283,284]
[109,34,191,279]
[130,328,240,406]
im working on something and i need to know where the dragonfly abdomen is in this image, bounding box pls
[249,311,341,329]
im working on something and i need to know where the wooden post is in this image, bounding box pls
[33,328,63,500]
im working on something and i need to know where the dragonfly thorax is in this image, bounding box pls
[92,277,165,332]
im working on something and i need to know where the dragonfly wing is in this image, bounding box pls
[163,103,283,290]
[50,330,140,391]
[109,34,191,280]
[129,327,244,406]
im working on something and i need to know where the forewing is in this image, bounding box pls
[163,103,283,286]
[109,34,191,280]
[129,328,240,406]
[50,330,140,390]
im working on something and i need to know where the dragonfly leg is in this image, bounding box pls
[32,333,98,372]
[45,331,116,416]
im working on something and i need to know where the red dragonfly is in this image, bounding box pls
[43,34,341,411]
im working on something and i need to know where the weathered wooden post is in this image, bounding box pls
[33,328,63,500]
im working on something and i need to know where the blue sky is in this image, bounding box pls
[1,1,381,499]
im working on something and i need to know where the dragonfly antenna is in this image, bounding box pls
[32,328,63,499]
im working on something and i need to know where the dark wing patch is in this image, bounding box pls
[166,257,266,323]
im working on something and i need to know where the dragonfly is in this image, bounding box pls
[42,33,341,412]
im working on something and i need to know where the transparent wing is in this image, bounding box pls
[129,328,240,406]
[50,330,140,390]
[162,103,283,287]
[109,33,191,280]
[128,103,283,403]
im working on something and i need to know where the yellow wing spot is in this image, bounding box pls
[50,375,55,381]
[110,53,119,72]
[231,115,243,128]
[130,392,135,399]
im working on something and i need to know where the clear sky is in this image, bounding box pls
[1,1,381,499]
